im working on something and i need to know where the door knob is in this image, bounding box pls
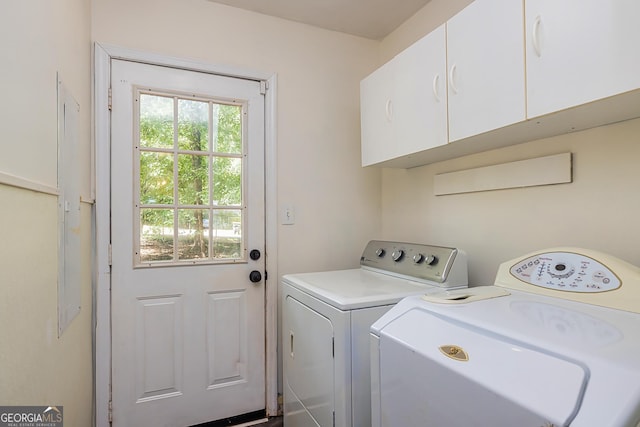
[249,270,262,283]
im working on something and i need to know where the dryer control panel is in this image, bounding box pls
[495,247,640,314]
[510,251,620,293]
[360,240,468,289]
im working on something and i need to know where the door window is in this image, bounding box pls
[135,90,245,266]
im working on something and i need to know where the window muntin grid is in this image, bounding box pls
[134,90,246,266]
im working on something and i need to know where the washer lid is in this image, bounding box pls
[282,269,439,310]
[421,286,510,304]
[379,307,587,426]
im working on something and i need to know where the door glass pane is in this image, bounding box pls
[136,90,246,266]
[178,99,209,151]
[213,104,242,154]
[140,208,174,262]
[211,209,242,259]
[177,209,209,260]
[178,154,209,205]
[213,157,241,206]
[139,94,174,149]
[140,152,174,204]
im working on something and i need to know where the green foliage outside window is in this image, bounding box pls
[138,93,243,262]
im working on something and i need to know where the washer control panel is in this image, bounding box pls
[495,247,640,314]
[510,251,621,293]
[360,240,468,288]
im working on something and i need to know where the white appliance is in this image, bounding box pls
[282,240,468,427]
[371,247,640,427]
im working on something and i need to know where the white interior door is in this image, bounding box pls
[110,59,266,427]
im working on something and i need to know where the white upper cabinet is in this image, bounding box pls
[360,60,395,166]
[526,0,640,118]
[394,26,448,158]
[446,0,526,142]
[360,0,640,168]
[360,25,447,167]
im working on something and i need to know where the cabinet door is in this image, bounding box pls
[361,61,395,166]
[394,25,448,158]
[526,0,640,118]
[361,26,447,166]
[447,0,525,142]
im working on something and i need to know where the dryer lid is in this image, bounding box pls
[379,308,588,426]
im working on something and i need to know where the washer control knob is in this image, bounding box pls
[425,255,438,265]
[413,253,424,264]
[375,248,386,257]
[548,263,575,279]
[391,250,405,262]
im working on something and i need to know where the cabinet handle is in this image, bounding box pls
[385,99,393,121]
[532,15,542,57]
[432,74,441,102]
[449,64,459,95]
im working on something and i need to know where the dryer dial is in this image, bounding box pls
[392,250,405,262]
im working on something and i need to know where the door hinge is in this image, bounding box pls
[108,243,113,267]
[260,80,267,95]
[108,87,113,111]
[108,400,113,423]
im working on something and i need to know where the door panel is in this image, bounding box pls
[110,59,265,427]
[135,295,183,402]
[207,290,247,387]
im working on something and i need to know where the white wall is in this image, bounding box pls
[0,0,92,191]
[378,0,640,285]
[92,0,382,275]
[0,0,93,425]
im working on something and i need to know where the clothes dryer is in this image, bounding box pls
[282,240,468,427]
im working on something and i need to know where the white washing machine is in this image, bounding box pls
[371,247,640,427]
[282,240,469,427]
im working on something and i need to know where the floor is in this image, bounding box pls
[191,413,282,427]
[253,418,282,427]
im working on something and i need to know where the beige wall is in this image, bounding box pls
[0,0,93,425]
[379,0,640,286]
[92,0,382,276]
[380,118,640,285]
[380,0,473,62]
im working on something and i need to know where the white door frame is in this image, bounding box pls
[94,42,279,427]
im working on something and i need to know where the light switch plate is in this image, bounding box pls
[282,205,295,225]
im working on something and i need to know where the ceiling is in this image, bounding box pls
[207,0,433,40]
